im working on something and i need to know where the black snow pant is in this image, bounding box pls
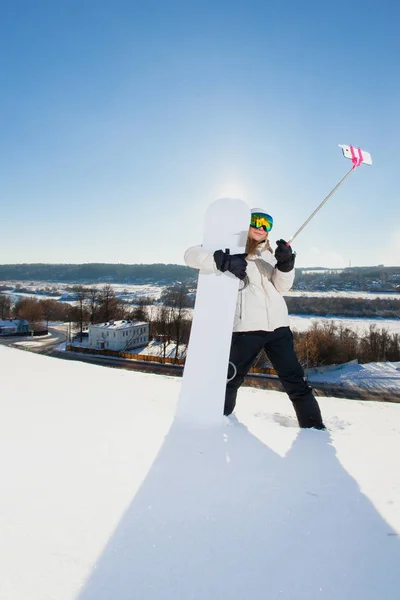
[225,327,325,429]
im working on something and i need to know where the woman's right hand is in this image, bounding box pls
[213,249,248,280]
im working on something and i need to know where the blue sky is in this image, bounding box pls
[1,0,399,268]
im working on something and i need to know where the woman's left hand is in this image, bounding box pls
[274,240,296,272]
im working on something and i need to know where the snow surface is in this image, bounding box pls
[135,339,187,359]
[1,345,400,599]
[290,314,400,335]
[309,361,400,391]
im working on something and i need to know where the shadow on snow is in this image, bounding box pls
[76,418,400,600]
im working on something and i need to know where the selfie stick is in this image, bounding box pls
[287,145,372,246]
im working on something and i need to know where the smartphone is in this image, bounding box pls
[338,144,372,165]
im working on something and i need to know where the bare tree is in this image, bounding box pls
[0,295,12,319]
[387,333,400,361]
[86,287,100,324]
[160,284,193,308]
[144,303,158,341]
[130,298,149,322]
[152,305,173,360]
[98,284,122,323]
[40,299,61,328]
[72,286,90,341]
[14,298,45,332]
[161,284,192,361]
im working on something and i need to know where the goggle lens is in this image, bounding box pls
[250,213,273,232]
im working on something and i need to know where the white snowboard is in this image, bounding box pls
[175,197,250,427]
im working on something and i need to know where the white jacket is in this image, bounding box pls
[184,244,295,332]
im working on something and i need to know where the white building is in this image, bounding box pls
[88,320,149,352]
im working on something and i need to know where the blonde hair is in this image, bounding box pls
[246,233,273,256]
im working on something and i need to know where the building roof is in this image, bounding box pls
[0,318,29,327]
[89,320,148,330]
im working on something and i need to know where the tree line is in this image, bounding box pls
[252,322,400,369]
[285,296,400,318]
[0,263,196,283]
[295,265,400,286]
[292,322,400,366]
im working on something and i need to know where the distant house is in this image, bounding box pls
[58,292,80,302]
[88,320,149,351]
[0,319,29,336]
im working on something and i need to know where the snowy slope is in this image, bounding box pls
[308,360,400,391]
[1,346,400,600]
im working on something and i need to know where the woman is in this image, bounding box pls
[184,207,325,430]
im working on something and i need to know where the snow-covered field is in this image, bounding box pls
[0,281,164,302]
[1,345,400,600]
[289,314,400,335]
[135,339,187,359]
[2,280,400,303]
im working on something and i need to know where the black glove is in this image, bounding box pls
[274,239,296,272]
[213,249,247,281]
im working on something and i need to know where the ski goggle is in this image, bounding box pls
[250,212,273,232]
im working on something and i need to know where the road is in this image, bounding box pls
[49,347,400,403]
[2,328,399,403]
[0,327,67,354]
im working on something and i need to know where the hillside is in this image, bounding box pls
[1,345,400,599]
